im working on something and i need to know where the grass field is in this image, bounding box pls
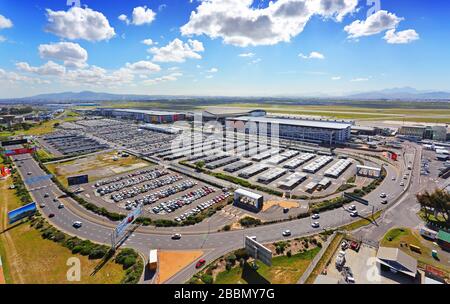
[0,178,125,284]
[203,104,450,123]
[380,228,450,274]
[214,247,321,284]
[46,151,152,187]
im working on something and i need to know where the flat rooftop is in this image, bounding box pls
[227,116,353,130]
[103,108,183,116]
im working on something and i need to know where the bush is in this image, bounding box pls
[201,274,214,284]
[239,216,262,227]
[286,250,292,258]
[223,224,231,231]
[89,248,107,260]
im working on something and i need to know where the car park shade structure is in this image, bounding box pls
[278,172,308,190]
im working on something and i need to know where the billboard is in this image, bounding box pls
[67,175,89,186]
[8,202,37,224]
[1,139,28,147]
[244,236,272,267]
[114,204,143,239]
[4,147,36,156]
[343,192,369,206]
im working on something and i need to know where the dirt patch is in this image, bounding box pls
[263,200,299,212]
[157,250,204,284]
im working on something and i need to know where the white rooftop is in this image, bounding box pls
[228,116,353,130]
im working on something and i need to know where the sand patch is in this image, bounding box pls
[157,250,204,284]
[263,200,299,212]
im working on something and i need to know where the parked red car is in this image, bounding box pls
[195,259,206,269]
[350,241,360,252]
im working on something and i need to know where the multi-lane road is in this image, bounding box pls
[8,143,424,283]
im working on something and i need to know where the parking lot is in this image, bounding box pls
[40,131,109,156]
[323,241,411,284]
[79,166,231,222]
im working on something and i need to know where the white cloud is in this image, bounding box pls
[0,35,5,43]
[180,0,358,47]
[206,68,218,73]
[331,76,341,80]
[118,14,129,25]
[383,29,419,44]
[149,38,204,62]
[350,77,369,82]
[143,72,183,85]
[250,58,262,64]
[38,42,88,68]
[125,60,161,73]
[299,51,325,59]
[45,7,115,41]
[168,66,180,71]
[0,14,13,29]
[344,10,403,39]
[121,6,156,26]
[0,68,47,84]
[239,52,255,57]
[141,38,155,46]
[205,75,214,79]
[132,6,156,25]
[16,61,66,76]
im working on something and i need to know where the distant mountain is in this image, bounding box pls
[1,87,450,104]
[344,87,450,100]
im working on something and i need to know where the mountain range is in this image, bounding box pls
[1,87,450,103]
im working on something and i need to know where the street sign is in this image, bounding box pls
[343,192,369,206]
[244,236,272,267]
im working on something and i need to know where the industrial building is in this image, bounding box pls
[233,188,264,212]
[226,116,353,145]
[188,109,267,122]
[99,108,185,124]
[376,247,418,279]
[399,124,448,142]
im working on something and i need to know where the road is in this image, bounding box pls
[8,143,414,283]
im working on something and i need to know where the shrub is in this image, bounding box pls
[286,250,292,258]
[201,274,214,284]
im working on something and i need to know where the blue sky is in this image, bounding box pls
[0,0,448,98]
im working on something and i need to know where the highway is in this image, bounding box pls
[9,143,414,283]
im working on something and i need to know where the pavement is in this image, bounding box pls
[7,141,418,283]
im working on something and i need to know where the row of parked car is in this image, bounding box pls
[111,175,184,202]
[126,180,198,208]
[94,168,158,188]
[97,169,169,196]
[174,192,231,222]
[152,185,217,215]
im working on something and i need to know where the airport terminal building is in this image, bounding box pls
[99,108,185,124]
[226,116,353,145]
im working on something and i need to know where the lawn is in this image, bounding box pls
[339,210,383,232]
[380,227,450,274]
[46,151,152,187]
[214,247,321,284]
[0,178,125,284]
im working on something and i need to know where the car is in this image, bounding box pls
[58,203,65,209]
[39,203,46,208]
[72,221,82,228]
[350,241,360,251]
[349,205,356,211]
[282,230,291,237]
[283,208,289,213]
[9,185,15,189]
[381,200,388,205]
[195,259,206,269]
[380,193,387,198]
[171,233,182,240]
[27,172,32,175]
[391,177,396,181]
[400,182,405,187]
[48,213,55,218]
[341,241,349,250]
[44,193,49,198]
[53,198,59,202]
[350,211,358,217]
[312,213,320,220]
[311,222,320,228]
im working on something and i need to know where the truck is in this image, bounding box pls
[148,249,158,271]
[420,227,438,240]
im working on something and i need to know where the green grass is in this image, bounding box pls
[339,210,383,232]
[214,247,321,284]
[383,228,408,242]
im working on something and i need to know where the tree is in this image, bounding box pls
[417,189,450,225]
[195,161,205,171]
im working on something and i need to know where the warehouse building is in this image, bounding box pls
[377,247,418,280]
[99,108,185,124]
[226,116,352,145]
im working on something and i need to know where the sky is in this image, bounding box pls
[0,0,449,98]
